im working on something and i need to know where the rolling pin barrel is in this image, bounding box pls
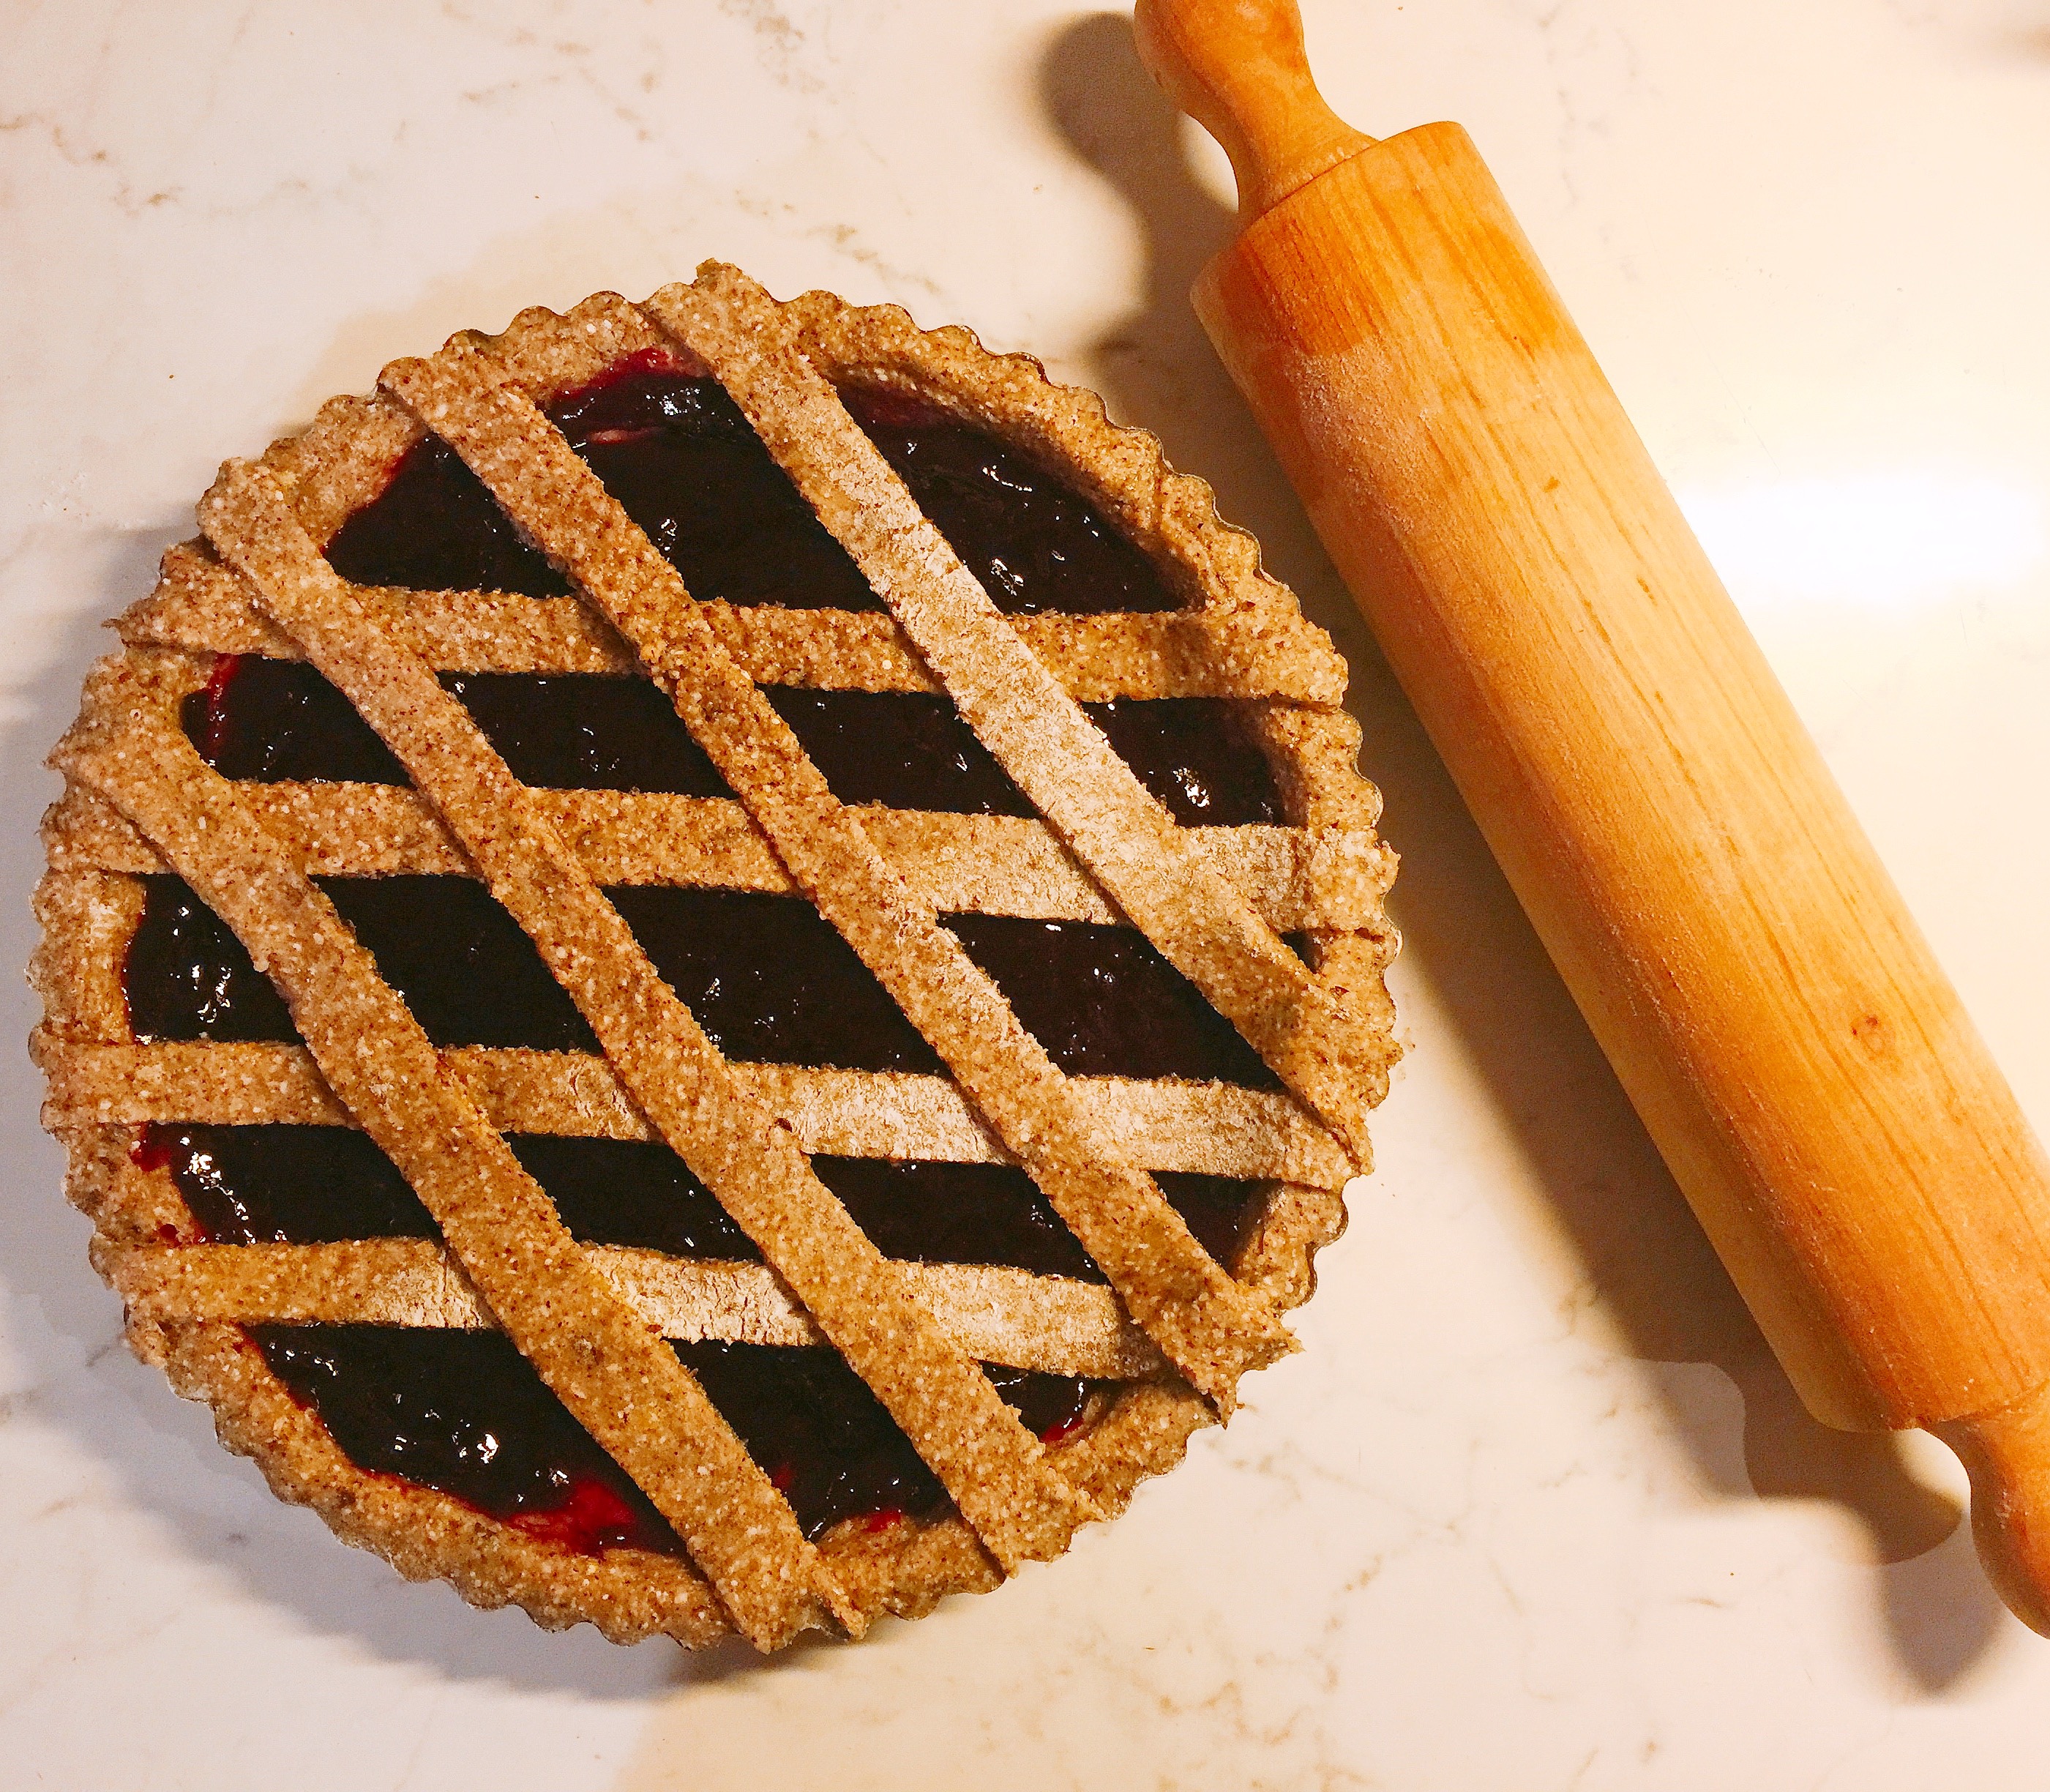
[1134,0,2050,1629]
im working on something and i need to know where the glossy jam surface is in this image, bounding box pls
[255,1325,1097,1544]
[677,1343,1096,1539]
[845,385,1176,615]
[182,658,1280,827]
[145,352,1279,1553]
[145,1122,1255,1278]
[127,874,1277,1085]
[146,1124,441,1243]
[948,914,1281,1087]
[252,1324,686,1555]
[323,359,1177,616]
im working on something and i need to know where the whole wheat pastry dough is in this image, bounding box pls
[33,266,1399,1647]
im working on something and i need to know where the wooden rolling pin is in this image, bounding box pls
[1133,0,2050,1629]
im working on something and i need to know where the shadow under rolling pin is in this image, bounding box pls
[1132,0,2050,1632]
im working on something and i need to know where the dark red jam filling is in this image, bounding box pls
[124,874,1282,1086]
[845,384,1175,615]
[676,1343,1098,1539]
[143,1122,1255,1280]
[153,351,1267,1552]
[250,1324,681,1553]
[323,358,1176,616]
[179,657,1281,828]
[146,1123,441,1244]
[252,1326,1098,1545]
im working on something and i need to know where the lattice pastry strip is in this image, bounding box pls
[381,337,1298,1409]
[127,540,1348,702]
[106,1244,1165,1379]
[197,455,1100,1578]
[53,676,852,1651]
[38,1033,1354,1184]
[47,780,1386,930]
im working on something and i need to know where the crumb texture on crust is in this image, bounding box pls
[33,269,1397,1649]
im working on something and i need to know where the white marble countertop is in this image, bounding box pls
[5,1,2049,1785]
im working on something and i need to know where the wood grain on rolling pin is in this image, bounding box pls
[1194,122,2050,1433]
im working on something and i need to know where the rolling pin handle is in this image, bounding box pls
[1937,1389,2050,1637]
[1132,0,1374,220]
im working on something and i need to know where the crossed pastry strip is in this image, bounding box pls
[42,268,1396,1646]
[652,272,1389,1168]
[42,1037,1354,1182]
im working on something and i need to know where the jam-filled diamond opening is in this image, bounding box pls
[252,1323,687,1558]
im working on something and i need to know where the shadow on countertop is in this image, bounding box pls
[1036,8,2002,1692]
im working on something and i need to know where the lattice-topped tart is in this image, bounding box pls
[31,264,1399,1650]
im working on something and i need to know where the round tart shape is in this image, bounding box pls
[32,265,1399,1650]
